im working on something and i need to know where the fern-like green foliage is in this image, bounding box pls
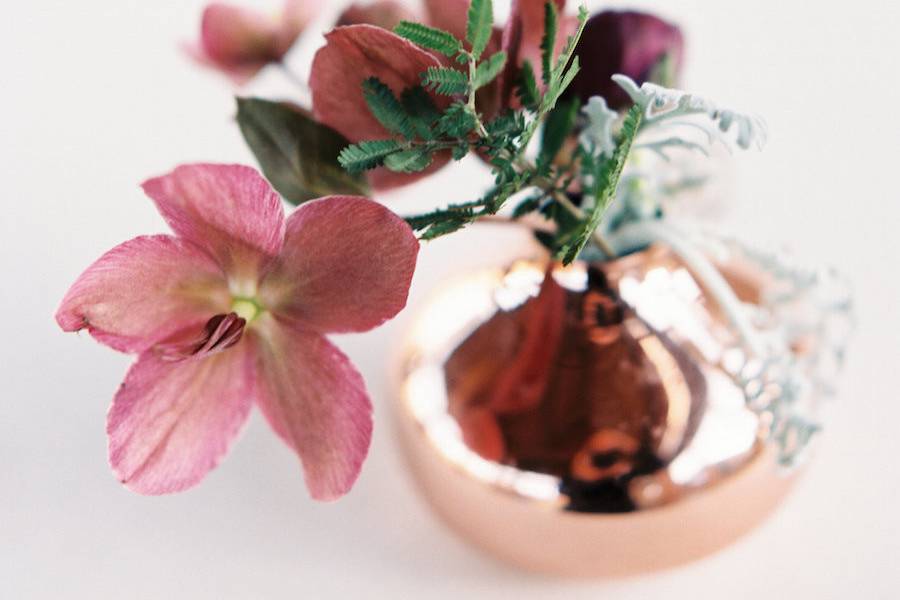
[362,78,415,139]
[466,0,493,59]
[421,67,468,96]
[400,86,441,140]
[383,148,434,173]
[338,140,402,172]
[394,21,462,57]
[559,105,644,264]
[540,1,558,86]
[516,60,540,111]
[472,51,507,90]
[436,103,476,138]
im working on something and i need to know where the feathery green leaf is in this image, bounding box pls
[559,104,643,264]
[362,77,415,138]
[384,148,434,173]
[394,21,462,57]
[400,86,440,140]
[539,96,579,165]
[466,0,493,59]
[338,139,403,173]
[472,50,507,90]
[516,60,540,111]
[540,1,558,86]
[436,103,477,138]
[421,66,468,96]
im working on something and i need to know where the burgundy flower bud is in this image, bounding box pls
[562,11,684,110]
[336,1,418,31]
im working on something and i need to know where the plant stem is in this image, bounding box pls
[550,191,616,258]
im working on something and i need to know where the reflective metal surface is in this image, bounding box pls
[396,239,848,576]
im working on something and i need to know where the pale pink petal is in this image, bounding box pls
[201,3,282,65]
[423,0,469,41]
[142,164,285,281]
[277,0,323,55]
[260,196,418,333]
[107,340,256,494]
[252,318,372,500]
[508,0,570,85]
[56,235,230,353]
[337,1,418,30]
[310,25,447,143]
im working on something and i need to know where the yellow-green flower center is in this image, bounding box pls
[231,297,264,322]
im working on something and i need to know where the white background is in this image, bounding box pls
[2,0,899,598]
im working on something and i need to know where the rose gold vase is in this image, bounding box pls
[395,234,850,577]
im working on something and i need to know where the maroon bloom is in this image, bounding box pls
[561,11,684,110]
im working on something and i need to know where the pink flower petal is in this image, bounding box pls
[56,235,231,353]
[142,164,285,281]
[508,0,571,85]
[423,0,469,41]
[336,1,417,30]
[201,3,282,66]
[261,196,418,333]
[310,26,454,190]
[311,25,445,143]
[252,318,372,500]
[107,340,256,494]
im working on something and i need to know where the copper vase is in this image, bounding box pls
[395,227,851,577]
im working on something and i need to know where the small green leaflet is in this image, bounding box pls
[540,1,558,86]
[559,104,644,264]
[400,86,441,140]
[394,21,462,58]
[436,103,476,137]
[362,77,415,139]
[516,60,540,110]
[466,0,493,59]
[235,98,368,204]
[384,148,434,173]
[421,67,468,96]
[539,96,579,165]
[472,51,507,90]
[338,139,403,173]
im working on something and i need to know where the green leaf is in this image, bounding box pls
[558,104,644,264]
[466,0,493,59]
[436,103,476,137]
[338,139,403,173]
[540,1,558,86]
[539,96,579,165]
[383,148,434,173]
[394,21,463,57]
[472,50,507,90]
[543,55,579,110]
[516,60,540,111]
[421,66,468,96]
[400,86,440,140]
[362,77,415,138]
[236,98,368,204]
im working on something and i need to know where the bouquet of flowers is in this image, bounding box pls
[58,0,807,506]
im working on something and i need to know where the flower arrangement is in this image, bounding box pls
[57,0,771,501]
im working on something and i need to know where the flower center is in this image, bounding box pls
[231,296,264,322]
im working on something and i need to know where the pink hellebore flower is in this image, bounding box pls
[56,164,418,500]
[187,0,321,84]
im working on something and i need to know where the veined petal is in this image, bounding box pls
[252,317,372,501]
[56,235,230,353]
[261,196,418,333]
[142,164,285,284]
[310,25,446,143]
[107,340,256,495]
